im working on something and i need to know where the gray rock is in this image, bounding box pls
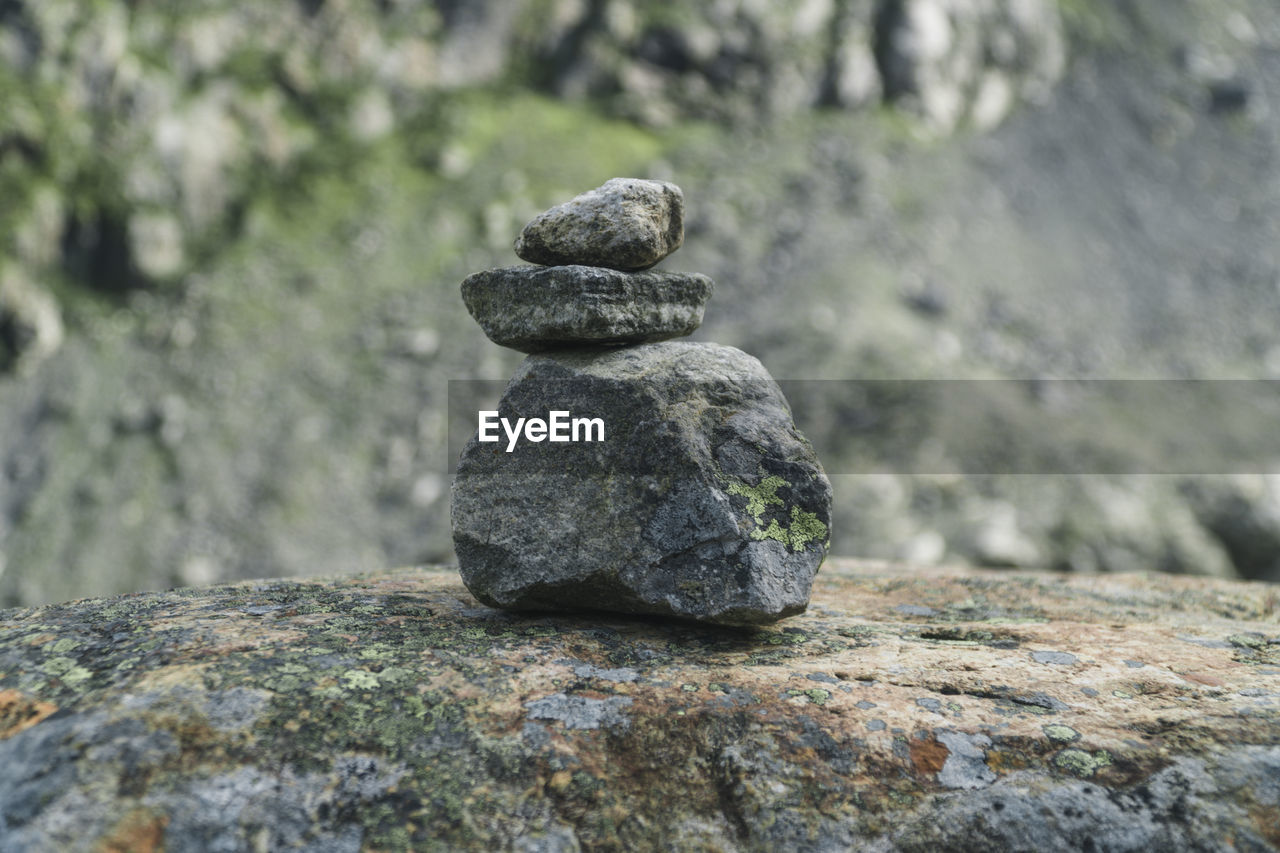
[1031,650,1078,666]
[525,693,633,730]
[878,0,1065,132]
[514,178,684,271]
[935,730,996,789]
[0,269,64,375]
[2,565,1277,849]
[451,341,831,626]
[460,264,712,353]
[1182,475,1280,581]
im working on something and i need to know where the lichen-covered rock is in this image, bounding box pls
[0,563,1276,851]
[460,264,712,353]
[452,341,832,625]
[514,178,685,271]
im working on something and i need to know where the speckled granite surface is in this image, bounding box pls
[0,561,1276,851]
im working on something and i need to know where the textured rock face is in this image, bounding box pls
[0,563,1276,850]
[0,268,63,376]
[452,342,832,626]
[0,0,1065,371]
[460,265,712,353]
[878,0,1066,131]
[515,178,685,271]
[1183,475,1280,581]
[534,0,1065,128]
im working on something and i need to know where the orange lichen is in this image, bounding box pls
[0,688,57,739]
[909,736,950,777]
[97,810,169,853]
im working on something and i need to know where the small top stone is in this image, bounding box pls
[514,178,684,271]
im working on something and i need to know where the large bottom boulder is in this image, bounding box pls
[451,341,831,626]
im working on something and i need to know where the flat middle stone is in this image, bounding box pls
[460,264,713,353]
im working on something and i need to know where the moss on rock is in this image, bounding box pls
[0,561,1276,850]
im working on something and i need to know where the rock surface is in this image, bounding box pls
[878,0,1066,131]
[0,562,1276,851]
[0,268,63,376]
[530,0,1064,127]
[514,178,685,271]
[452,342,832,625]
[460,265,713,353]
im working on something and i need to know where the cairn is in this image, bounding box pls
[452,179,831,626]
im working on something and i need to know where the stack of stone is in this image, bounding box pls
[452,179,831,626]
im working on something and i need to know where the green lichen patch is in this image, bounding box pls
[752,518,790,546]
[1227,633,1280,667]
[1228,633,1268,650]
[341,669,381,691]
[783,506,830,551]
[1053,748,1113,778]
[1043,724,1081,744]
[727,475,788,522]
[729,474,828,553]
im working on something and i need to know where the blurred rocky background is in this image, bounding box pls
[1,0,1278,606]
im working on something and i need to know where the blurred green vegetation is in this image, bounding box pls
[3,0,1280,605]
